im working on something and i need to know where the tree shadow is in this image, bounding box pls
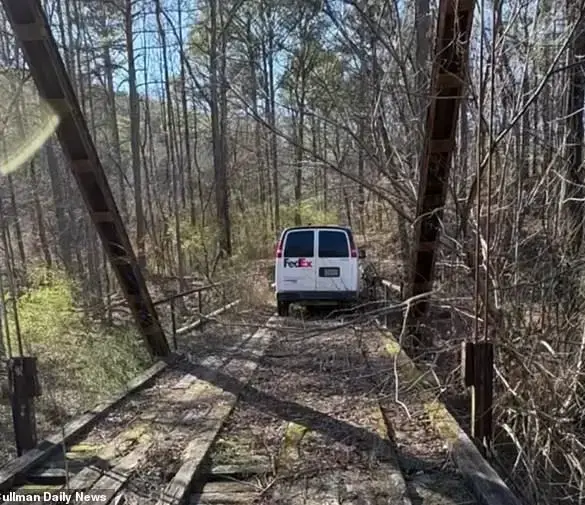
[169,358,488,505]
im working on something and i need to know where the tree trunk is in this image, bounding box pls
[155,0,187,290]
[267,20,280,231]
[7,176,25,279]
[565,9,585,256]
[210,0,231,257]
[29,160,52,269]
[45,141,73,271]
[177,0,196,227]
[125,0,146,269]
[103,44,127,218]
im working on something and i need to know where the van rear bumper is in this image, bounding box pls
[277,291,358,303]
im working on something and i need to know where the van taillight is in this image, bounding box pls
[348,232,357,257]
[275,241,283,258]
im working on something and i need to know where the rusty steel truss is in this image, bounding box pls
[2,0,170,357]
[409,0,475,343]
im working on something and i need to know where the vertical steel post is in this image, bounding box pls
[408,0,475,348]
[7,356,41,455]
[170,298,177,351]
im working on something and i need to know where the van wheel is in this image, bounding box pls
[277,301,289,317]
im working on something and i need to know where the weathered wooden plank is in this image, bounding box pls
[377,326,521,505]
[1,441,149,504]
[191,480,260,504]
[158,400,235,498]
[191,493,257,505]
[370,406,412,505]
[63,371,213,504]
[48,423,152,493]
[191,491,257,504]
[155,395,241,505]
[269,470,397,505]
[62,465,103,493]
[191,481,259,504]
[0,359,170,491]
[68,440,153,505]
[199,481,259,494]
[210,456,271,477]
[156,320,277,505]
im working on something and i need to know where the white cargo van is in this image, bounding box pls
[274,225,363,316]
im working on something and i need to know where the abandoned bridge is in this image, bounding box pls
[0,0,523,504]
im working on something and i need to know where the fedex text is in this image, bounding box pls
[284,258,312,268]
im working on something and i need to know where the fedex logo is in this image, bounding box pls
[284,257,313,268]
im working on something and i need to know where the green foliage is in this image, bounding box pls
[10,268,83,348]
[181,219,217,260]
[5,267,149,407]
[177,198,337,268]
[279,198,337,228]
[71,326,149,400]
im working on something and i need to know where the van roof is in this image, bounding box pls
[281,225,352,232]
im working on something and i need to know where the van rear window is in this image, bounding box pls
[284,230,314,257]
[318,230,349,258]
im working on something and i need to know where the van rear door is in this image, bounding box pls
[276,229,316,293]
[315,229,357,292]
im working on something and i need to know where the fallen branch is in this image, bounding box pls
[175,300,241,336]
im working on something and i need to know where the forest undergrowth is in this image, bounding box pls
[0,203,311,461]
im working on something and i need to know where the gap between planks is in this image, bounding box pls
[3,370,210,503]
[61,375,205,493]
[157,316,278,505]
[80,332,262,504]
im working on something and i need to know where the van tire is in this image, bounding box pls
[277,301,290,317]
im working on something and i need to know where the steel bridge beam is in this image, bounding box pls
[409,0,474,342]
[1,0,170,358]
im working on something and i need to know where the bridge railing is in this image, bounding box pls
[152,263,273,350]
[153,280,228,350]
[379,279,404,327]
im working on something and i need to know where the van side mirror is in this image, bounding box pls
[358,248,366,259]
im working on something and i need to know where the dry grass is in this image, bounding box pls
[411,233,585,505]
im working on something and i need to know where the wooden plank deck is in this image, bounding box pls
[156,319,277,505]
[0,359,172,491]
